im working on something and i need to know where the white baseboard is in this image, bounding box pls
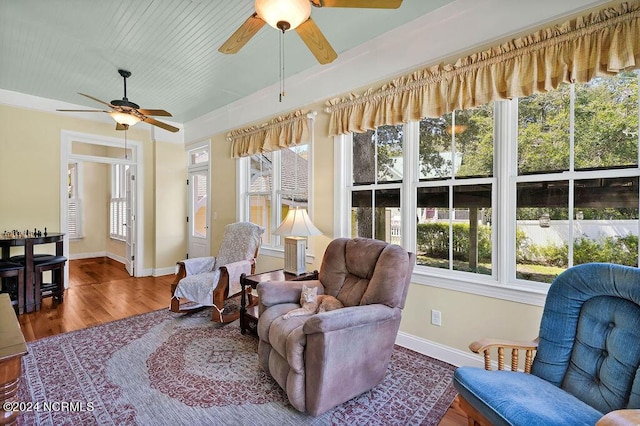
[107,253,126,265]
[69,251,107,260]
[153,266,175,277]
[395,331,485,368]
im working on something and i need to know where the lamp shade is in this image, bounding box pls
[274,208,321,237]
[255,0,311,31]
[110,111,141,127]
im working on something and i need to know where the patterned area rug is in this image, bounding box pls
[16,308,457,425]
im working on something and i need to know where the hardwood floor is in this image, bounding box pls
[17,257,173,342]
[15,256,468,425]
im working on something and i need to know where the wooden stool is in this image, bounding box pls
[33,256,67,310]
[0,261,25,315]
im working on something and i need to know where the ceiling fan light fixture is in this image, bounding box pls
[255,0,311,31]
[109,111,141,127]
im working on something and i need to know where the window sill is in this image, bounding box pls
[258,246,317,264]
[411,268,548,307]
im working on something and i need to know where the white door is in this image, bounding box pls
[125,165,136,275]
[187,169,210,258]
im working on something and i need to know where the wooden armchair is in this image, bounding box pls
[454,263,640,426]
[170,222,264,323]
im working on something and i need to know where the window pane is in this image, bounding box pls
[416,186,449,269]
[455,104,494,178]
[575,71,639,170]
[192,174,207,238]
[516,181,569,283]
[250,153,272,192]
[351,189,401,242]
[353,130,375,185]
[249,195,271,245]
[281,145,309,211]
[189,148,209,165]
[351,190,372,238]
[375,188,401,243]
[452,185,492,275]
[419,116,454,180]
[518,86,570,175]
[68,163,77,198]
[574,177,638,266]
[376,125,403,183]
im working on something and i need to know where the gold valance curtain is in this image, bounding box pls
[228,110,310,158]
[325,1,640,136]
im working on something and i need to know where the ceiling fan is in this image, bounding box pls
[57,69,179,133]
[219,0,403,65]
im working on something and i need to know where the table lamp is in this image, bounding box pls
[274,207,321,275]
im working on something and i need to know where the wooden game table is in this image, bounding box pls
[0,232,65,313]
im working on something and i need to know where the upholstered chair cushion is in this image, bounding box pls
[454,263,640,425]
[454,368,603,425]
[214,222,264,269]
[318,238,411,308]
[172,221,264,309]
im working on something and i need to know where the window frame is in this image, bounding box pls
[335,76,640,306]
[109,163,128,241]
[238,140,316,260]
[67,162,83,240]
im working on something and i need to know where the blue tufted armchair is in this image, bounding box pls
[454,263,640,426]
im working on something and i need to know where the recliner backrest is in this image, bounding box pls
[318,238,414,308]
[531,263,640,413]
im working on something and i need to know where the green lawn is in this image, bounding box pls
[417,255,565,283]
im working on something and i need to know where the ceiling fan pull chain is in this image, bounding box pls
[279,29,286,102]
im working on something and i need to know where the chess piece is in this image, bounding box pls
[44,227,47,236]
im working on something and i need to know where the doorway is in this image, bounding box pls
[187,144,210,259]
[60,130,144,281]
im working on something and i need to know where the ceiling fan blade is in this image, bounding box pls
[78,93,115,108]
[311,0,402,8]
[296,18,337,65]
[142,117,179,133]
[56,109,109,113]
[137,109,172,117]
[219,13,266,54]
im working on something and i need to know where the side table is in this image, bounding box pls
[240,269,318,335]
[0,293,27,425]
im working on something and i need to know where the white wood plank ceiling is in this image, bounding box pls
[0,0,454,123]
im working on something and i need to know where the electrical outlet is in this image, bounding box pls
[431,309,442,326]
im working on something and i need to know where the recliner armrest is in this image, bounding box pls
[257,280,323,308]
[303,304,397,334]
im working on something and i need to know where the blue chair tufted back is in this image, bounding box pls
[532,263,640,413]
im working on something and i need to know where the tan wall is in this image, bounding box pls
[107,239,126,259]
[208,135,238,254]
[0,104,186,273]
[69,161,109,255]
[154,140,187,268]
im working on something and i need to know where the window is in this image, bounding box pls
[67,162,82,239]
[110,163,128,241]
[416,106,494,275]
[350,125,403,244]
[515,71,639,283]
[337,70,639,299]
[242,144,311,248]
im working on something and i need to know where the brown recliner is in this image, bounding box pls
[257,237,415,416]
